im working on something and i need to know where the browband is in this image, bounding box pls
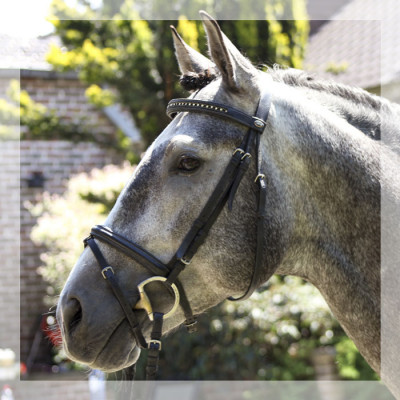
[167,98,267,132]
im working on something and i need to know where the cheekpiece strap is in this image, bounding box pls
[146,312,164,380]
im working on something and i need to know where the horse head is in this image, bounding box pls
[57,12,285,372]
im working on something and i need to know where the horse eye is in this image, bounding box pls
[177,156,201,172]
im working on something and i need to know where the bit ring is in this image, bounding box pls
[134,276,180,321]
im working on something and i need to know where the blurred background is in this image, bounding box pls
[0,0,398,399]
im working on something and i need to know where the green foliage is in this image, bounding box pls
[47,14,171,146]
[336,337,379,380]
[0,97,19,125]
[0,80,20,121]
[85,84,117,108]
[0,79,92,141]
[0,80,20,140]
[137,275,378,380]
[30,164,376,380]
[48,0,309,145]
[136,276,339,380]
[28,163,133,296]
[326,61,349,75]
[19,83,84,141]
[0,80,138,162]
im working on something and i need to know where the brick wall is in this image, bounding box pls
[20,140,124,365]
[0,76,13,100]
[21,76,116,137]
[0,141,20,358]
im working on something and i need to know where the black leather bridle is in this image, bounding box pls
[83,87,271,379]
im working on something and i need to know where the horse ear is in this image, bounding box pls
[200,11,256,90]
[170,25,215,75]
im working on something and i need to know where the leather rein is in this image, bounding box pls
[83,87,271,379]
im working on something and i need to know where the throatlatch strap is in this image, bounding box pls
[174,280,198,332]
[229,87,271,301]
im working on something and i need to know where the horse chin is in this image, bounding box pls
[90,344,141,373]
[88,323,142,372]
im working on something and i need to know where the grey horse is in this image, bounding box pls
[57,12,400,396]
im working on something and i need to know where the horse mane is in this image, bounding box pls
[269,65,387,141]
[268,65,382,111]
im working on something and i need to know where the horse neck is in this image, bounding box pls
[263,80,386,373]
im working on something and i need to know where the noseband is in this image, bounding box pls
[83,87,271,379]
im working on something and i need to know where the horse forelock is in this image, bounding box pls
[179,68,218,91]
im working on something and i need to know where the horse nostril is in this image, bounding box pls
[62,297,83,335]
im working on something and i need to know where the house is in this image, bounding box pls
[0,33,142,143]
[304,0,400,103]
[0,32,142,372]
[306,0,350,35]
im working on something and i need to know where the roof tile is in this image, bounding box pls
[305,0,399,88]
[0,34,61,70]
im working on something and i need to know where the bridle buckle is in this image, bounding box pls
[148,339,162,350]
[101,266,114,279]
[233,148,245,156]
[254,173,266,183]
[179,256,191,265]
[185,319,198,333]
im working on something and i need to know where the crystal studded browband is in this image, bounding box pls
[166,99,266,132]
